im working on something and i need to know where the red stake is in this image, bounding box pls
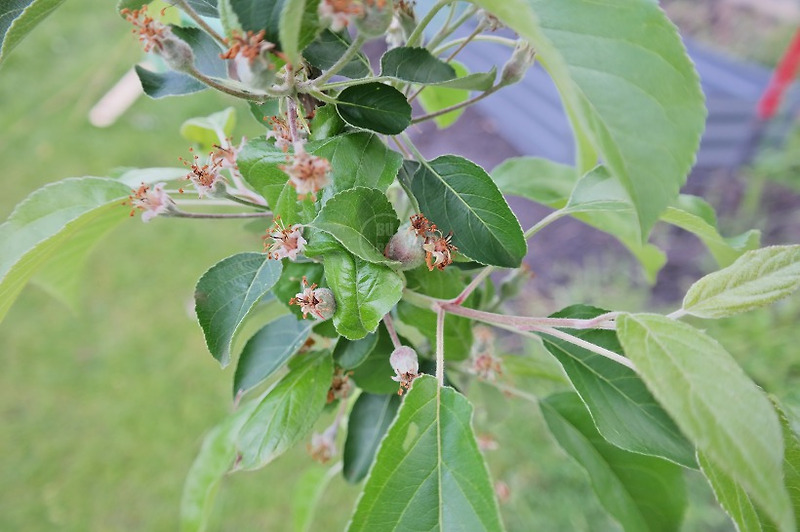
[758,27,800,120]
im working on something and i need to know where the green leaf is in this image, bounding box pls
[237,138,291,209]
[682,245,800,319]
[492,161,667,282]
[406,155,526,267]
[237,351,333,469]
[312,133,403,198]
[617,313,794,532]
[541,305,695,468]
[434,67,496,91]
[229,0,281,45]
[304,29,371,79]
[662,195,761,268]
[380,49,494,91]
[349,325,399,394]
[180,107,237,151]
[347,376,504,531]
[238,134,402,215]
[343,393,401,483]
[0,0,66,65]
[194,253,282,367]
[380,46,456,84]
[279,0,321,66]
[417,61,470,129]
[230,0,318,53]
[701,400,800,531]
[492,156,577,207]
[309,104,345,141]
[185,0,219,17]
[279,0,307,66]
[698,452,776,532]
[310,187,400,265]
[233,314,314,398]
[293,464,341,532]
[472,0,706,238]
[0,177,131,323]
[778,401,800,528]
[565,165,634,214]
[541,392,687,532]
[248,99,281,126]
[135,26,227,99]
[397,268,474,360]
[180,401,257,532]
[323,251,403,340]
[333,332,379,370]
[335,83,412,135]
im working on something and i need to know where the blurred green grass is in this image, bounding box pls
[2,1,799,531]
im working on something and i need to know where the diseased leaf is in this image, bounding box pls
[0,0,66,65]
[472,0,706,238]
[194,253,282,367]
[617,313,794,532]
[542,305,695,468]
[0,178,132,323]
[237,351,333,469]
[347,376,504,531]
[343,393,401,483]
[541,392,687,532]
[233,314,314,397]
[335,83,412,135]
[406,155,526,268]
[682,246,800,319]
[180,401,257,532]
[323,251,403,340]
[310,187,400,265]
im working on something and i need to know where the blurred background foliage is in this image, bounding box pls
[1,0,799,530]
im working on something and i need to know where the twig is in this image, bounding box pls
[383,313,402,349]
[170,0,227,47]
[410,85,499,124]
[313,34,367,86]
[170,209,272,219]
[436,307,446,386]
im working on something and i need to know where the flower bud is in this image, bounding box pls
[290,277,336,320]
[354,0,394,37]
[313,288,336,320]
[390,345,419,394]
[500,41,536,86]
[159,33,195,73]
[384,222,425,270]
